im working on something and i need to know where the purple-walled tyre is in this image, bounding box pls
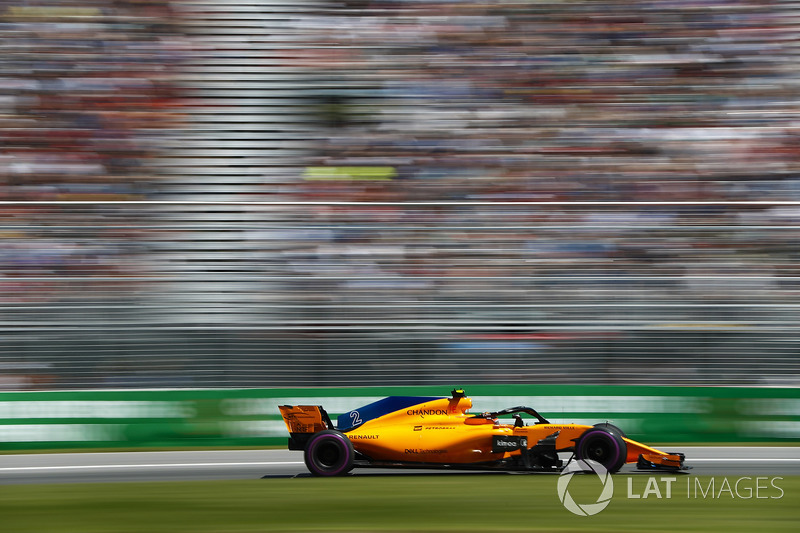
[593,422,626,438]
[575,428,627,473]
[304,430,355,477]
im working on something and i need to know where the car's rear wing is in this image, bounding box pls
[278,405,334,450]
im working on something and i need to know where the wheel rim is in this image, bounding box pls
[586,438,612,463]
[317,442,342,468]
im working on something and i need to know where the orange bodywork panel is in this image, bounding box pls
[624,438,680,465]
[342,396,584,464]
[279,405,330,435]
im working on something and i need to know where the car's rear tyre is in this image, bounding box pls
[304,430,355,476]
[576,428,627,473]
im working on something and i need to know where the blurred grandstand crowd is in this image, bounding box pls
[1,0,799,389]
[0,0,178,303]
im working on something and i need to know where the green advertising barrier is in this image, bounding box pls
[0,385,798,450]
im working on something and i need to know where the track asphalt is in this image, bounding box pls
[1,447,798,485]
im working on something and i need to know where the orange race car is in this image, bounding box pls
[279,389,688,476]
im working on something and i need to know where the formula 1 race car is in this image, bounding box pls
[279,389,687,476]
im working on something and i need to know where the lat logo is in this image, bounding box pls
[557,459,614,516]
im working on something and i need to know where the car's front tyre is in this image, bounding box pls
[575,427,627,473]
[592,422,626,438]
